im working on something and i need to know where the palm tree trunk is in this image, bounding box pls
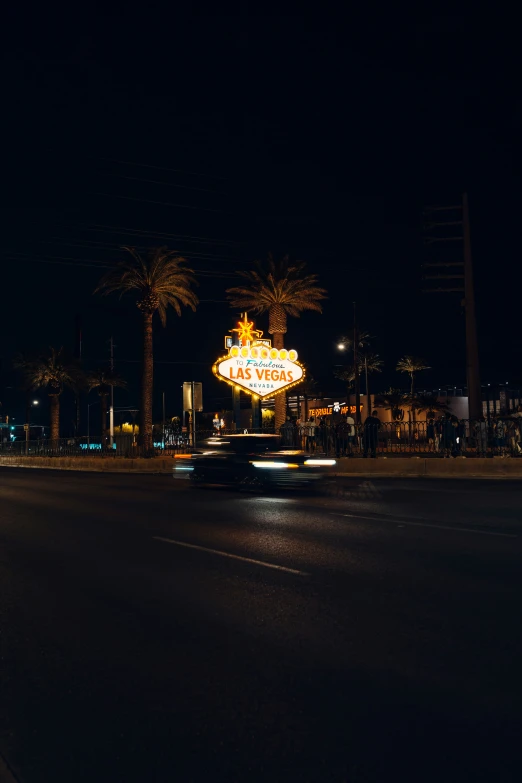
[49,394,60,443]
[100,393,108,448]
[141,310,154,453]
[273,332,286,431]
[411,374,416,425]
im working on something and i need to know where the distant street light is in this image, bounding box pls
[25,399,40,454]
[336,303,362,424]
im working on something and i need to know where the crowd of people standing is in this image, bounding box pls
[278,406,522,458]
[279,411,382,458]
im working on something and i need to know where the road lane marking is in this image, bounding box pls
[152,536,309,575]
[329,513,518,538]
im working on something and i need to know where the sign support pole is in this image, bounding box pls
[252,397,261,429]
[191,381,196,446]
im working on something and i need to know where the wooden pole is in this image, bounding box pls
[463,193,481,419]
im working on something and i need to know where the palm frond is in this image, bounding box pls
[86,369,127,395]
[334,365,356,385]
[226,254,327,316]
[409,393,450,414]
[15,347,81,394]
[359,353,383,374]
[373,388,408,410]
[396,356,431,374]
[95,246,199,325]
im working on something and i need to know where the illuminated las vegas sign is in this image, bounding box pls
[213,314,304,399]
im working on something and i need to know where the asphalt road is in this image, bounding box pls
[1,469,522,782]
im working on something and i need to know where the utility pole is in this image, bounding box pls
[353,302,361,424]
[462,193,481,420]
[162,391,166,446]
[75,315,82,436]
[109,337,115,448]
[25,395,30,455]
[191,381,196,447]
[422,193,481,419]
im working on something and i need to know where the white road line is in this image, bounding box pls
[329,513,518,538]
[153,536,309,575]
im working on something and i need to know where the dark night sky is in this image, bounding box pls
[1,11,521,431]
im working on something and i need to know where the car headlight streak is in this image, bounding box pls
[250,461,299,469]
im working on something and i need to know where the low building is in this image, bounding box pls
[288,386,522,424]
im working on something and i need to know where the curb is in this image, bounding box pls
[0,462,172,475]
[331,472,520,480]
[1,462,520,480]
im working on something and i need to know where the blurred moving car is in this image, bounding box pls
[173,434,336,490]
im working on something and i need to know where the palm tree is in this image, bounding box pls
[86,369,127,446]
[396,356,430,398]
[373,388,407,421]
[227,253,327,430]
[334,364,356,415]
[338,331,374,419]
[359,352,383,414]
[338,330,371,353]
[396,356,430,423]
[410,393,449,418]
[95,247,198,453]
[15,348,80,442]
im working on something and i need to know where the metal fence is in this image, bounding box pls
[1,420,520,459]
[0,429,276,458]
[0,435,189,458]
[278,419,522,458]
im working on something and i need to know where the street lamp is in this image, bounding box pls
[336,304,362,424]
[25,399,40,454]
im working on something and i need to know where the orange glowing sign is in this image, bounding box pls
[309,406,362,417]
[231,312,263,346]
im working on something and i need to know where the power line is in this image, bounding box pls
[92,156,228,180]
[35,238,241,263]
[2,254,110,269]
[2,250,238,277]
[81,223,239,246]
[91,191,230,214]
[104,359,211,365]
[18,216,240,246]
[97,171,227,195]
[54,221,240,246]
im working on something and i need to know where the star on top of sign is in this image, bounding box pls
[232,313,263,345]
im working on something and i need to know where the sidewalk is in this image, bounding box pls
[332,456,522,478]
